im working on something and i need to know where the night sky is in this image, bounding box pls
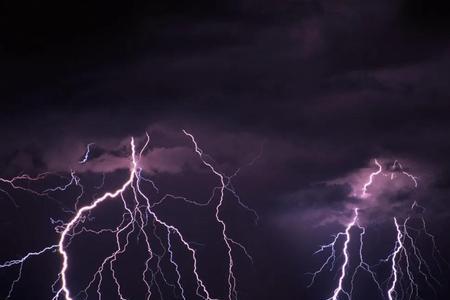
[1,1,450,299]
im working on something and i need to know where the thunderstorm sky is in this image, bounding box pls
[1,1,450,299]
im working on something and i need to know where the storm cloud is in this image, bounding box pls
[1,0,450,299]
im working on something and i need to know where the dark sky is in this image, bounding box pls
[1,1,450,299]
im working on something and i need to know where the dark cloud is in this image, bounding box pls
[1,1,450,299]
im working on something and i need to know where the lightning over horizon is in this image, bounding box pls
[0,130,258,300]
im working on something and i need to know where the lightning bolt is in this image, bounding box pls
[361,159,383,198]
[307,208,383,300]
[0,130,258,300]
[328,207,358,300]
[387,217,405,300]
[79,142,95,164]
[308,159,445,300]
[392,160,418,188]
[183,129,255,300]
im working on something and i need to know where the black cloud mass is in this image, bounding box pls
[1,1,449,299]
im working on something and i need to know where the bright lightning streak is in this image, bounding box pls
[387,217,404,300]
[79,142,95,164]
[361,159,382,198]
[328,207,358,300]
[308,158,444,300]
[308,208,383,300]
[53,138,138,300]
[0,131,258,300]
